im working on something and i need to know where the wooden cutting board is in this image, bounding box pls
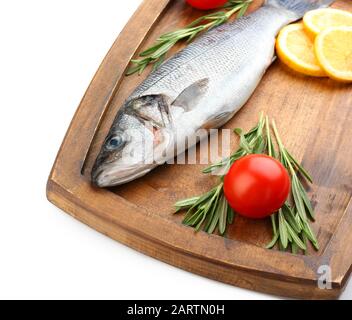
[47,0,352,299]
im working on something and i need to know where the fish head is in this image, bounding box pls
[91,95,173,187]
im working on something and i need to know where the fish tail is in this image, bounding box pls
[265,0,334,17]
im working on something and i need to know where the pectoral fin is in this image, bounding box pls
[172,78,209,112]
[201,111,233,130]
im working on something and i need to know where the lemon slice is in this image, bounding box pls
[303,8,352,38]
[276,23,326,77]
[315,26,352,82]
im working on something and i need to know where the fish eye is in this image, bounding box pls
[106,134,125,150]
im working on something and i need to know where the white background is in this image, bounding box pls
[0,0,351,300]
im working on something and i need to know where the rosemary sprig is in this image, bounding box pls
[269,120,319,252]
[175,114,319,254]
[174,114,263,235]
[175,183,229,234]
[127,0,252,75]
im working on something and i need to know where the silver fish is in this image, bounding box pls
[92,0,333,187]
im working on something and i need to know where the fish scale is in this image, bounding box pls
[92,0,334,187]
[134,7,295,103]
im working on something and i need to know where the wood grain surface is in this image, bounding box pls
[47,0,352,299]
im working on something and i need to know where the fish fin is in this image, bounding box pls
[201,112,233,130]
[172,78,209,112]
[266,0,333,17]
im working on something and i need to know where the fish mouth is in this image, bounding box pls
[91,167,106,187]
[92,164,156,188]
[91,151,113,186]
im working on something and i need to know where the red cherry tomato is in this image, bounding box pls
[224,154,291,219]
[186,0,228,10]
